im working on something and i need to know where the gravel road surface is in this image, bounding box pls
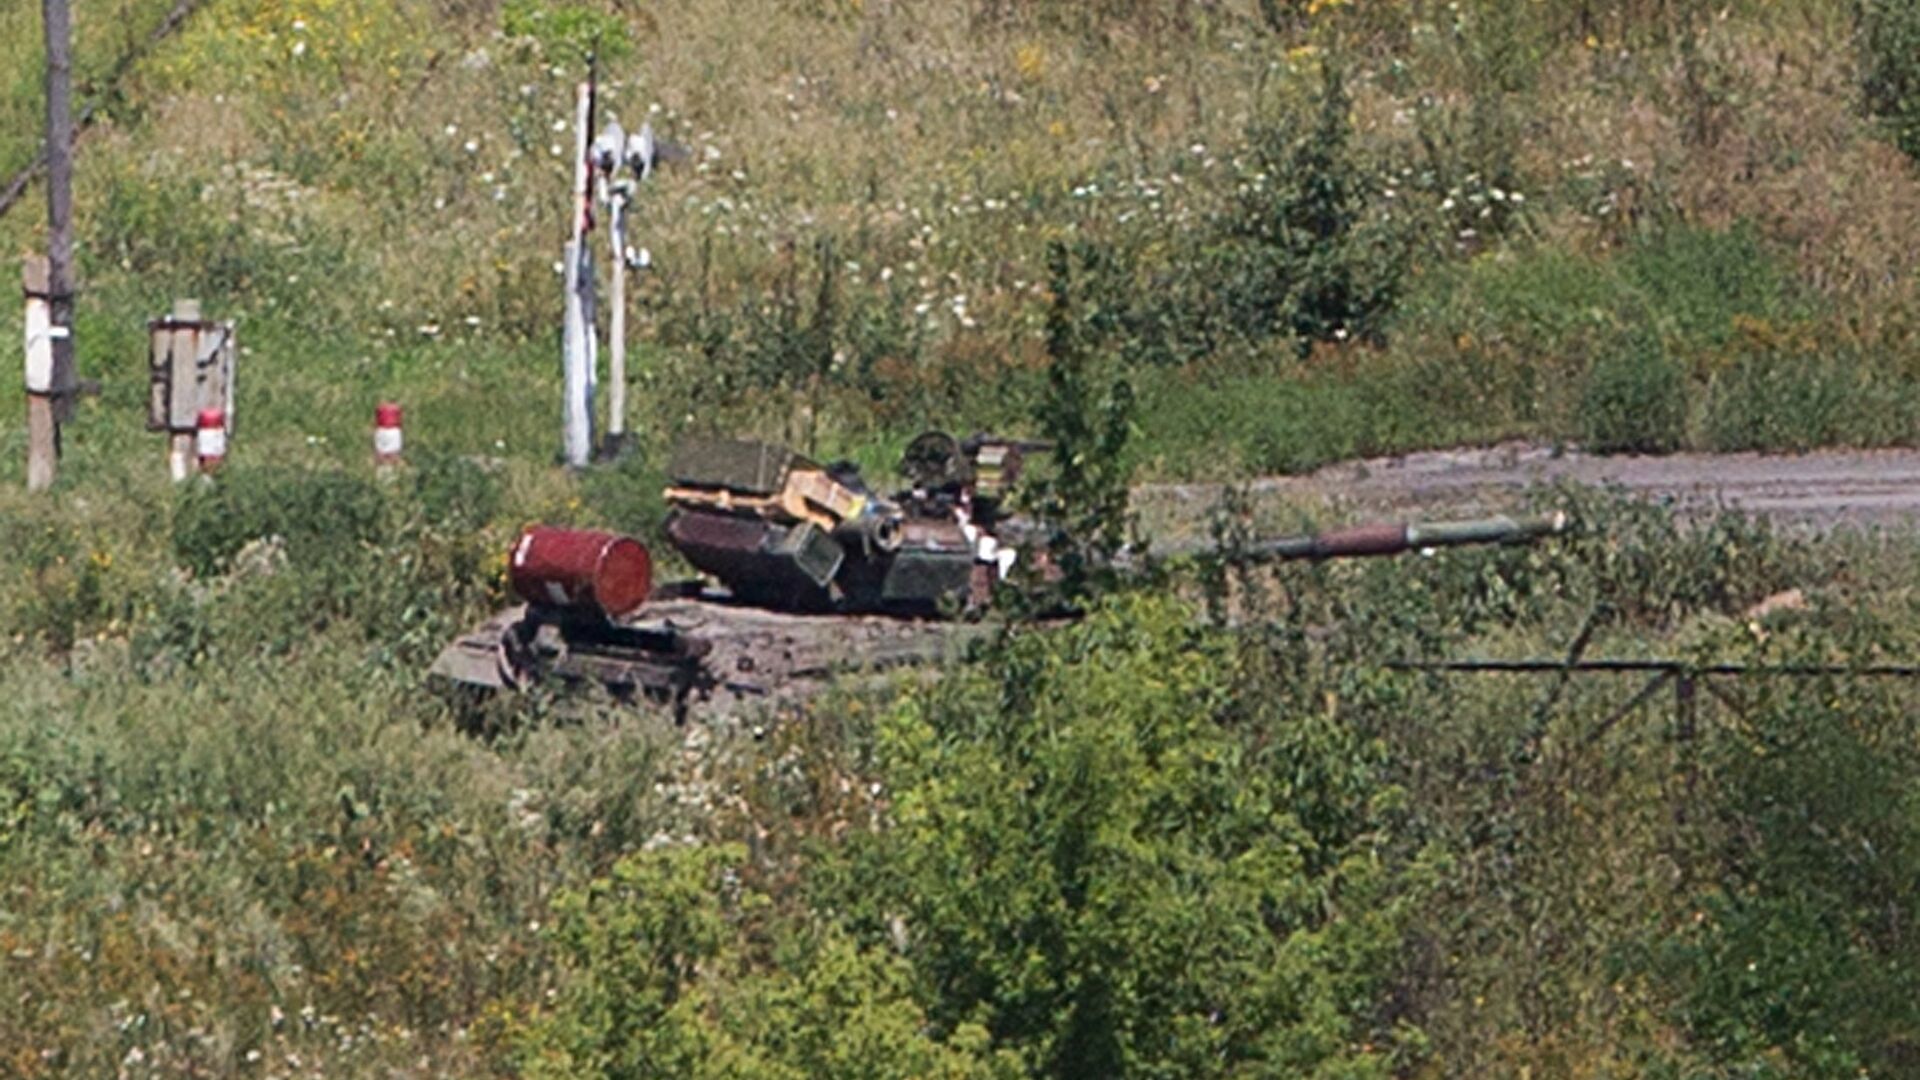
[1137,443,1920,542]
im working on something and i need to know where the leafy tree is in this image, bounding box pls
[1024,242,1136,606]
[844,597,1422,1077]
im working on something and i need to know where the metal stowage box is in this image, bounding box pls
[668,438,800,496]
[770,522,846,589]
[147,299,235,436]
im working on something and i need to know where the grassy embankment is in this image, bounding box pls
[4,0,1920,482]
[2,1,1920,1076]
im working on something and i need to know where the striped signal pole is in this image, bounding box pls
[374,401,403,467]
[560,78,596,468]
[195,407,226,472]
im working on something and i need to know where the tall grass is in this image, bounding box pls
[0,0,1915,489]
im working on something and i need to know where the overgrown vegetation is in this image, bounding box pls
[4,0,1920,1075]
[6,0,1920,482]
[9,458,1919,1075]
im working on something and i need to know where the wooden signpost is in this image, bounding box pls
[22,256,59,490]
[147,299,235,480]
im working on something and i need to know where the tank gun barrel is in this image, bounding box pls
[1241,511,1570,562]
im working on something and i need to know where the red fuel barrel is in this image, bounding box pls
[508,526,653,619]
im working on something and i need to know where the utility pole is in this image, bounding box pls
[28,0,76,491]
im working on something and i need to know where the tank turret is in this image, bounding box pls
[662,432,1034,615]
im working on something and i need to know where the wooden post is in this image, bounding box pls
[23,256,56,491]
[168,431,194,481]
[167,299,201,481]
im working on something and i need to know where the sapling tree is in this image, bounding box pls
[1024,241,1136,607]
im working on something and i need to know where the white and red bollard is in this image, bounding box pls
[374,401,403,468]
[195,407,226,473]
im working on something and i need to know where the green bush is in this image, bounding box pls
[1578,324,1686,453]
[857,599,1419,1076]
[1706,348,1854,452]
[409,452,504,533]
[1665,625,1920,1076]
[1022,242,1136,603]
[1212,60,1412,357]
[1860,0,1920,162]
[578,452,668,538]
[0,516,123,653]
[505,843,1019,1079]
[507,597,1424,1077]
[657,236,929,420]
[172,466,387,576]
[1622,223,1795,350]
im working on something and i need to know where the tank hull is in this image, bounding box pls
[429,589,1003,718]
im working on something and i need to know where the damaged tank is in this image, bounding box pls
[429,432,1569,716]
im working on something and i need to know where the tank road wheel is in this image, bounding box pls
[496,618,539,690]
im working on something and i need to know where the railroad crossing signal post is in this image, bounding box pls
[562,65,675,466]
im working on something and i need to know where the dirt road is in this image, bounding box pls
[1137,443,1920,542]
